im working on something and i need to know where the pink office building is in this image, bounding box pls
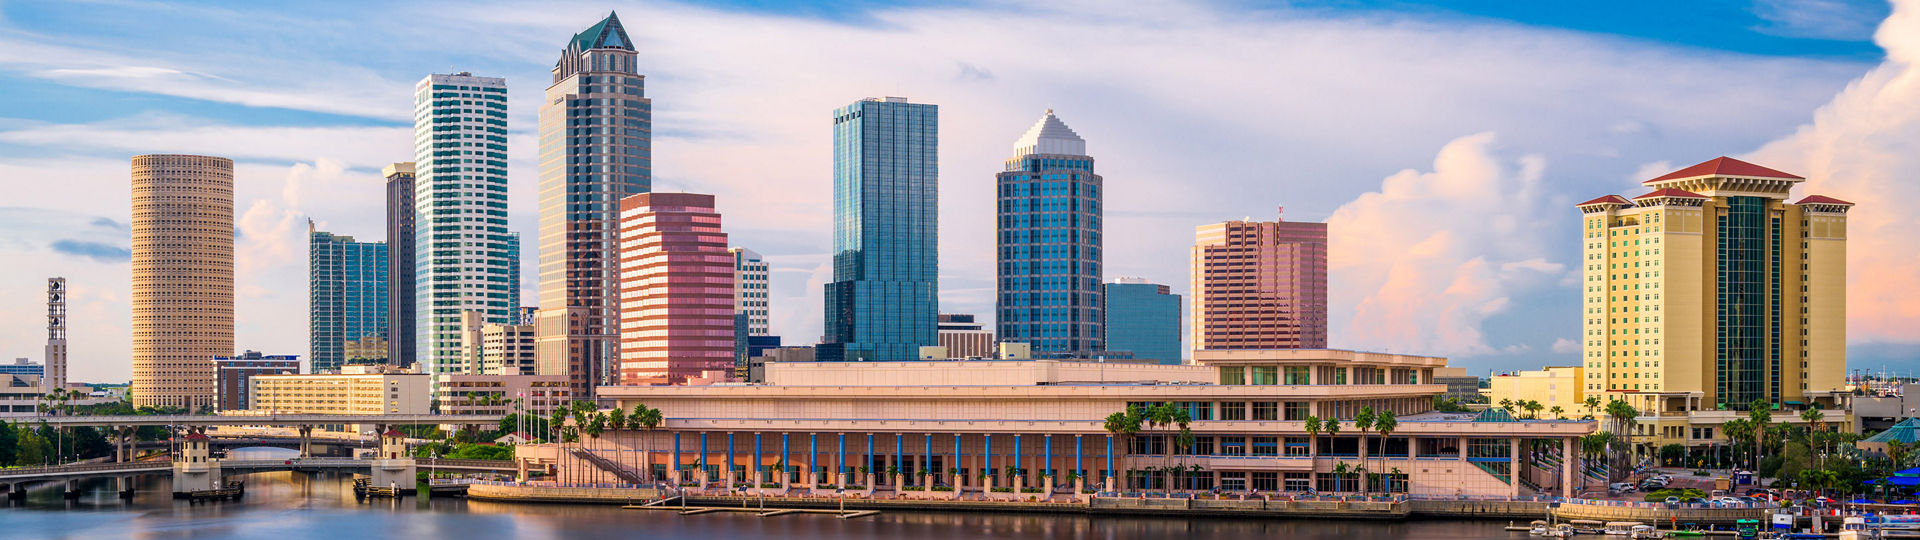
[617,193,736,385]
[1191,208,1328,351]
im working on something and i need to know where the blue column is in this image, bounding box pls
[953,433,961,477]
[895,433,905,474]
[726,432,735,481]
[1013,434,1022,472]
[924,434,933,476]
[781,433,790,480]
[1075,435,1083,479]
[984,434,993,481]
[754,432,763,478]
[866,433,875,476]
[700,433,709,479]
[809,433,817,480]
[672,432,682,475]
[838,433,846,476]
[1106,435,1114,482]
[1044,434,1053,480]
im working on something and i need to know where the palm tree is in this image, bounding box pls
[1499,399,1515,416]
[1522,400,1544,420]
[1324,419,1342,491]
[1582,396,1602,420]
[1800,407,1826,467]
[1747,399,1772,475]
[1373,410,1397,493]
[1103,406,1142,488]
[1305,416,1323,474]
[1548,406,1565,420]
[1603,399,1639,482]
[634,404,664,481]
[1354,406,1376,494]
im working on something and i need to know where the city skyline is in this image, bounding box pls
[2,1,1919,382]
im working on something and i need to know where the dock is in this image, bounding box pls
[624,504,880,519]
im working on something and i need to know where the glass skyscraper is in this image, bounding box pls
[822,97,938,362]
[995,110,1103,356]
[413,72,516,382]
[309,223,388,373]
[536,12,649,394]
[1103,278,1180,364]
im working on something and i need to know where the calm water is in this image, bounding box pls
[0,449,1522,539]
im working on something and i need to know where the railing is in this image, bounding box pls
[429,458,517,469]
[0,459,173,477]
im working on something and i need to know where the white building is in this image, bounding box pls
[731,247,770,336]
[413,72,519,392]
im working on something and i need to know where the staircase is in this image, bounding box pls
[568,448,645,484]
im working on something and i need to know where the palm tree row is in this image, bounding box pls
[544,401,665,484]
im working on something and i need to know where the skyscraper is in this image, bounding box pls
[822,97,938,362]
[1103,277,1181,364]
[1191,209,1328,351]
[131,154,234,409]
[1577,156,1849,408]
[995,110,1103,357]
[413,72,515,388]
[384,162,416,368]
[731,248,770,336]
[536,12,651,396]
[309,222,389,373]
[44,277,66,393]
[617,193,735,384]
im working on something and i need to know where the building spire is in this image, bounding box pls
[1011,109,1086,157]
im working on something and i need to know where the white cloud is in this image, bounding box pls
[1750,0,1886,40]
[1327,133,1566,356]
[1748,0,1920,344]
[1552,338,1581,354]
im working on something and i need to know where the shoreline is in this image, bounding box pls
[462,483,1772,524]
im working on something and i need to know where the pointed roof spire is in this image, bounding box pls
[1012,109,1086,158]
[568,11,633,53]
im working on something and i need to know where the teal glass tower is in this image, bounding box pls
[1102,279,1180,364]
[309,222,388,373]
[995,110,1103,356]
[822,97,938,362]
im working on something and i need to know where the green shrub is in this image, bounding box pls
[932,486,954,491]
[991,487,1013,492]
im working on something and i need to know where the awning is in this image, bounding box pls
[1868,476,1920,486]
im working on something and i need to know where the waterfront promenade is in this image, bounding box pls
[464,481,1778,525]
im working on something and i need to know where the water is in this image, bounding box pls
[1,455,1521,539]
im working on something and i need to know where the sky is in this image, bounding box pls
[1,0,1917,384]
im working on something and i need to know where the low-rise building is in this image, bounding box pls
[212,351,300,411]
[573,348,1594,497]
[1430,367,1483,404]
[937,314,995,359]
[1482,366,1586,419]
[481,322,536,375]
[247,365,430,433]
[435,374,572,417]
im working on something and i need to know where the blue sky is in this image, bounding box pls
[0,0,1916,383]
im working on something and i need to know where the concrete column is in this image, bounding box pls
[1562,436,1577,498]
[1509,438,1521,498]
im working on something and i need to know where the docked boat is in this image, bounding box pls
[1604,522,1645,536]
[1569,519,1607,535]
[1628,525,1664,539]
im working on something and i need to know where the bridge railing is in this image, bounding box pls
[0,459,173,477]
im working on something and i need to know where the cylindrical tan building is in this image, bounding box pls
[131,154,234,410]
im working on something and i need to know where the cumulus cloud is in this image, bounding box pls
[1327,133,1566,356]
[1552,338,1581,354]
[1749,0,1920,344]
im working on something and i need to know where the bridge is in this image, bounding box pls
[0,457,516,499]
[18,414,504,463]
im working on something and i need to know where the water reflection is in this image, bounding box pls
[2,472,1518,539]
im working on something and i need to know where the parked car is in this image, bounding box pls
[1665,496,1681,506]
[1610,482,1637,493]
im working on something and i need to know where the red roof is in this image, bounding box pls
[1647,156,1803,183]
[1577,195,1631,206]
[1633,188,1707,200]
[183,432,210,441]
[1794,195,1854,206]
[383,429,406,438]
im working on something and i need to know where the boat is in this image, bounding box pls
[1542,524,1575,538]
[1733,519,1760,539]
[1629,525,1665,539]
[1570,519,1607,535]
[1605,522,1645,536]
[1841,516,1881,540]
[1528,520,1549,536]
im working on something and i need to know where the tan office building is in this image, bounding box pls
[131,154,234,409]
[248,365,430,416]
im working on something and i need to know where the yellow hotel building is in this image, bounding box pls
[1577,157,1853,451]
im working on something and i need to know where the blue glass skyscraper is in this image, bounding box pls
[996,110,1103,356]
[822,97,938,362]
[1103,278,1181,364]
[310,222,388,373]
